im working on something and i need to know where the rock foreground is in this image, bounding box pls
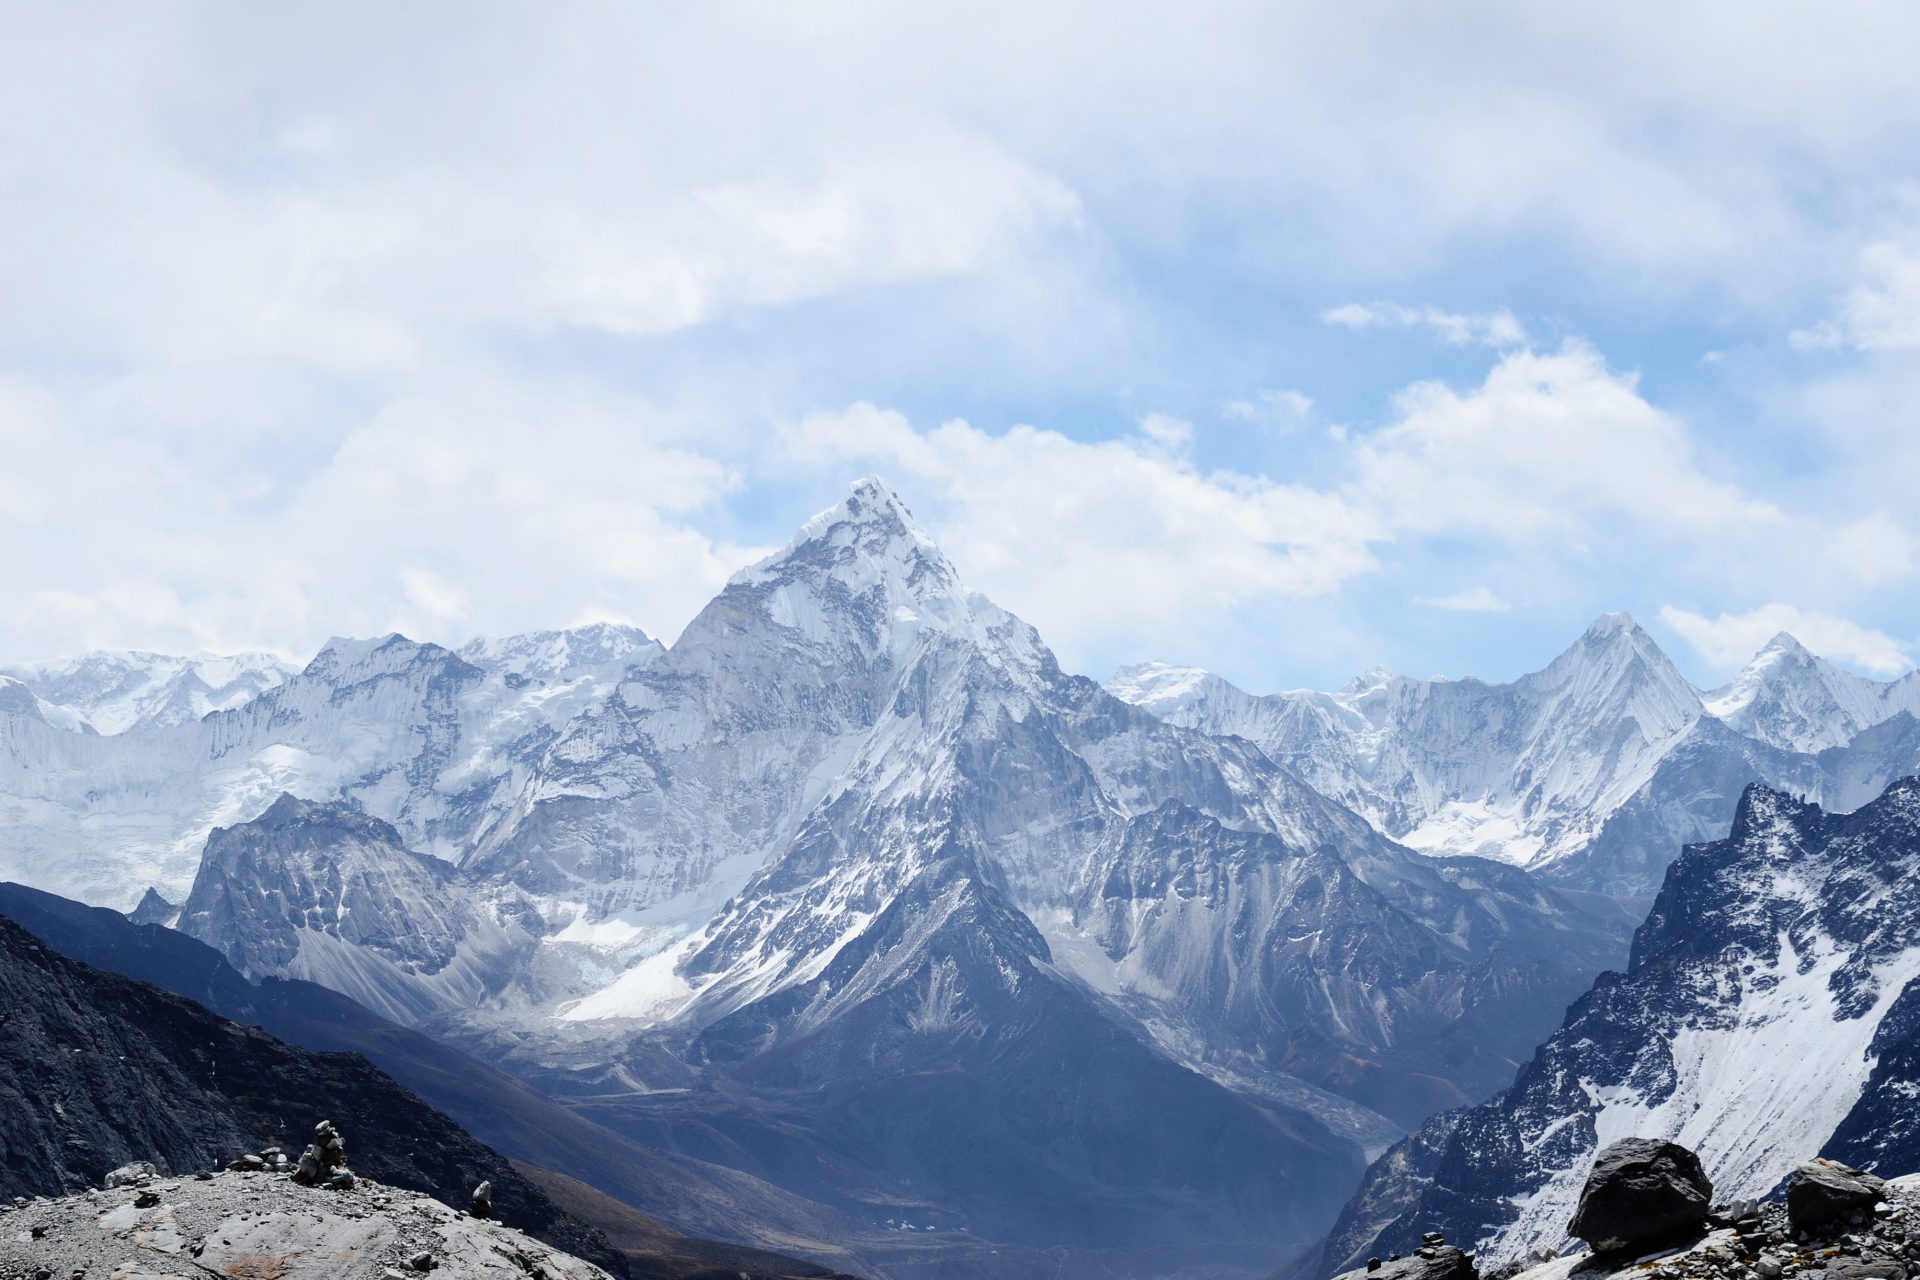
[1333,1150,1920,1280]
[0,1168,613,1280]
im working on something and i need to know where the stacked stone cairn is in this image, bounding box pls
[291,1119,354,1189]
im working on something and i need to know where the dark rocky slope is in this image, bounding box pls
[0,881,871,1277]
[0,910,624,1274]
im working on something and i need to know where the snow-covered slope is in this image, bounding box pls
[1301,775,1920,1275]
[0,649,294,734]
[1111,618,1920,896]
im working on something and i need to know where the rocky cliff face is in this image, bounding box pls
[1301,776,1920,1277]
[177,794,545,1025]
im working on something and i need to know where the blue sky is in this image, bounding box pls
[3,3,1919,692]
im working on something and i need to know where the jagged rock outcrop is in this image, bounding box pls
[1335,1242,1476,1280]
[1489,1165,1920,1280]
[1789,1160,1887,1234]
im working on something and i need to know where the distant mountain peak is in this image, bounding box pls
[1582,609,1642,638]
[1761,629,1811,656]
[719,476,989,660]
[0,648,293,734]
[456,622,660,683]
[1702,629,1920,753]
[735,475,951,584]
[1105,661,1217,708]
[302,633,478,683]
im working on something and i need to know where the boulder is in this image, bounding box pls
[1568,1137,1713,1253]
[102,1161,155,1189]
[1790,1160,1888,1234]
[1827,1264,1906,1280]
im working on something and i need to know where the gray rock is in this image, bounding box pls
[1827,1263,1905,1280]
[103,1160,156,1189]
[1569,1137,1714,1253]
[468,1180,492,1220]
[0,1169,613,1279]
[1791,1161,1888,1234]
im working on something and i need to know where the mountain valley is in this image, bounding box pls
[4,479,1919,1279]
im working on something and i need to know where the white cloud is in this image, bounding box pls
[780,334,1918,671]
[2,5,1919,677]
[0,371,767,660]
[1322,302,1528,348]
[1223,389,1314,429]
[1791,241,1920,353]
[1659,603,1913,677]
[783,404,1381,660]
[1415,586,1512,613]
[1137,413,1195,450]
[1356,341,1781,540]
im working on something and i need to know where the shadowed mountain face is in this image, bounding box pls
[0,909,626,1277]
[1297,775,1920,1279]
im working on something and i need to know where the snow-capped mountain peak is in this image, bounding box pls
[1105,661,1224,710]
[0,648,294,734]
[457,622,662,685]
[1514,612,1703,762]
[1702,630,1916,753]
[712,477,1036,677]
[301,632,473,682]
[732,479,959,610]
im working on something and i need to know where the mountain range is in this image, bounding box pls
[1110,621,1920,896]
[4,477,1918,1278]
